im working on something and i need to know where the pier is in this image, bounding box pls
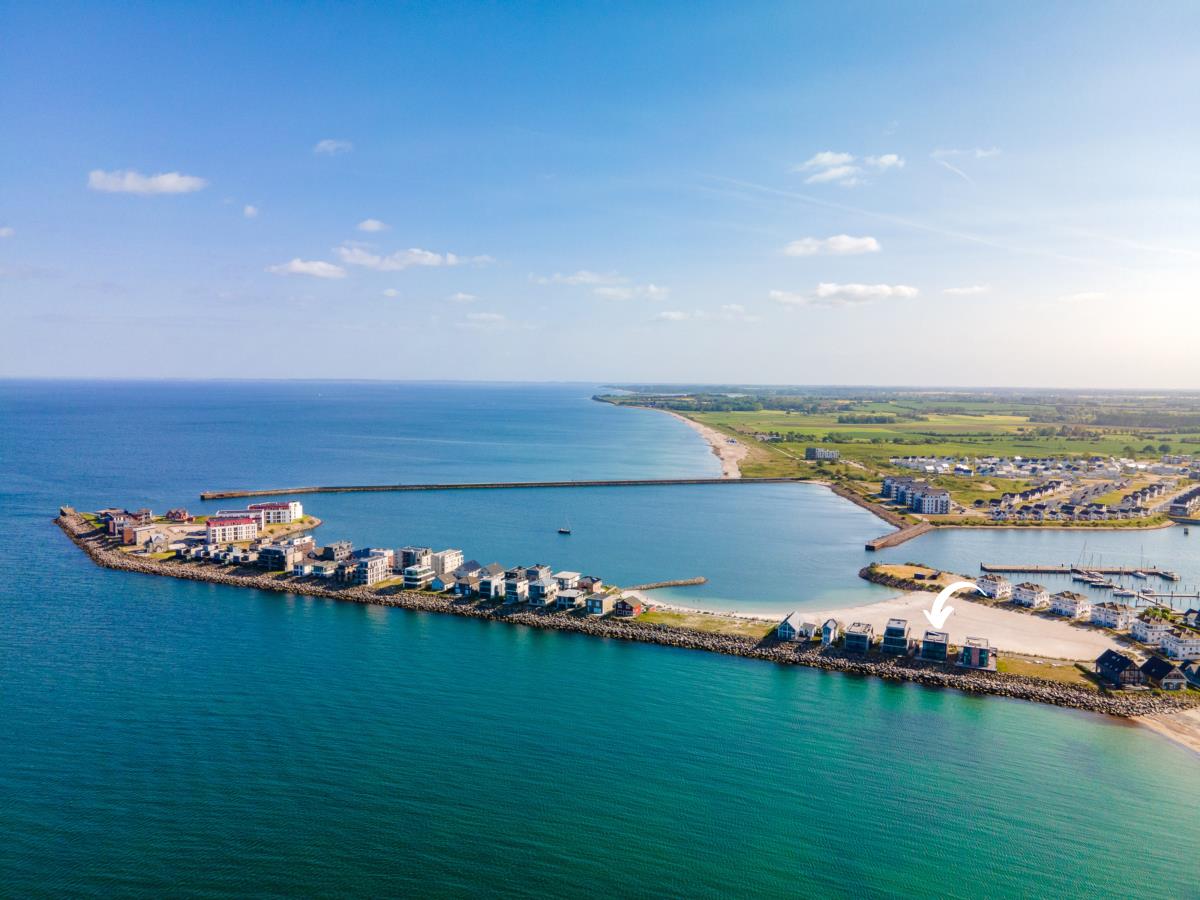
[980,563,1180,579]
[199,476,807,501]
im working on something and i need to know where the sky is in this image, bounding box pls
[2,1,1199,387]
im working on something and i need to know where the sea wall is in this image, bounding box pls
[55,511,1195,720]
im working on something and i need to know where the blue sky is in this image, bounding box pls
[2,1,1199,386]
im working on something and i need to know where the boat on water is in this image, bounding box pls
[1161,570,1181,581]
[558,526,572,535]
[1131,570,1149,579]
[1094,579,1117,590]
[1071,570,1093,583]
[1113,587,1137,598]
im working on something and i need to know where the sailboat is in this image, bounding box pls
[558,515,572,535]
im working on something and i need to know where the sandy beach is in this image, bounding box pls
[645,590,1125,660]
[663,410,746,478]
[1134,707,1200,756]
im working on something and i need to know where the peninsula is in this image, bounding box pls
[55,507,1199,749]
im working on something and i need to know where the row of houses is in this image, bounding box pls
[878,477,952,514]
[775,613,995,669]
[1095,649,1198,691]
[204,501,306,543]
[1168,485,1200,518]
[979,575,1200,659]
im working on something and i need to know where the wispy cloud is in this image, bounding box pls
[448,291,477,302]
[456,311,507,329]
[653,310,692,322]
[88,169,207,194]
[594,284,669,300]
[784,234,880,257]
[336,244,493,271]
[267,258,346,279]
[795,151,903,187]
[771,282,918,307]
[931,148,1000,186]
[0,226,13,238]
[653,305,758,323]
[1057,291,1106,304]
[531,270,624,286]
[943,284,989,296]
[313,138,353,156]
[357,218,388,232]
[243,204,259,218]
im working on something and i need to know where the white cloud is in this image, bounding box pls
[88,169,207,194]
[784,234,881,257]
[267,258,346,279]
[448,292,476,302]
[0,226,13,238]
[243,205,259,218]
[1058,291,1106,304]
[800,151,854,169]
[653,310,692,322]
[532,270,624,286]
[594,283,669,300]
[467,312,505,323]
[804,164,862,186]
[771,283,918,307]
[357,218,388,232]
[313,139,353,156]
[382,288,400,297]
[943,284,989,296]
[336,244,492,271]
[796,150,903,187]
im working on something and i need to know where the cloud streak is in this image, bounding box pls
[267,258,346,279]
[313,139,353,155]
[336,244,493,271]
[88,169,207,194]
[771,282,918,307]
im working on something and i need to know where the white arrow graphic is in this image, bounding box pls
[923,580,978,629]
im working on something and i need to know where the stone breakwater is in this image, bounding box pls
[55,512,1196,720]
[858,566,944,593]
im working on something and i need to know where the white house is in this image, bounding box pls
[1090,602,1137,630]
[1050,591,1092,619]
[205,516,258,543]
[820,618,840,647]
[1162,629,1200,661]
[1131,616,1174,647]
[976,574,1012,600]
[430,548,465,576]
[247,500,304,524]
[776,611,817,642]
[1012,582,1050,609]
[552,571,581,590]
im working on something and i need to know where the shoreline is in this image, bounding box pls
[661,410,747,478]
[56,510,1198,741]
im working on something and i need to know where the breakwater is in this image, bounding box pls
[625,577,707,591]
[199,477,808,501]
[826,483,933,549]
[55,510,1196,720]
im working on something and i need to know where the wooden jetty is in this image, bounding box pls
[200,476,807,501]
[980,563,1180,580]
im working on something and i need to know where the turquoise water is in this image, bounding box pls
[1,381,1197,897]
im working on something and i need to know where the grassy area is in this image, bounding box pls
[998,656,1098,688]
[873,563,961,587]
[636,609,774,639]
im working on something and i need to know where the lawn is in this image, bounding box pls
[998,656,1098,688]
[636,609,774,639]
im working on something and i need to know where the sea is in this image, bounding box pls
[1,380,1197,897]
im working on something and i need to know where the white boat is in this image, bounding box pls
[1131,570,1148,579]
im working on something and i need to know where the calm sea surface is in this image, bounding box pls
[1,381,1197,897]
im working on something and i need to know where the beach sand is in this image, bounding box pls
[645,591,1124,660]
[1134,707,1200,756]
[664,411,746,478]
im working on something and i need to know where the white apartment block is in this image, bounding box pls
[1090,602,1136,630]
[1012,582,1050,608]
[1131,616,1174,647]
[205,516,259,543]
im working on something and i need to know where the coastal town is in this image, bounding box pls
[58,499,1199,735]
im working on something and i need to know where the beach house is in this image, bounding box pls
[1095,649,1144,686]
[586,594,615,616]
[1131,615,1174,647]
[881,618,911,655]
[844,622,874,654]
[1090,602,1137,630]
[556,589,584,609]
[957,637,995,670]
[614,597,643,617]
[919,630,950,662]
[528,577,559,606]
[503,568,530,603]
[777,611,817,642]
[553,571,581,590]
[1049,591,1092,619]
[579,576,604,594]
[478,564,506,599]
[1162,629,1200,661]
[821,619,840,647]
[1139,656,1188,690]
[1013,582,1050,609]
[976,574,1012,600]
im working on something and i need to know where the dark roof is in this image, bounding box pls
[1140,656,1183,681]
[1096,649,1136,673]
